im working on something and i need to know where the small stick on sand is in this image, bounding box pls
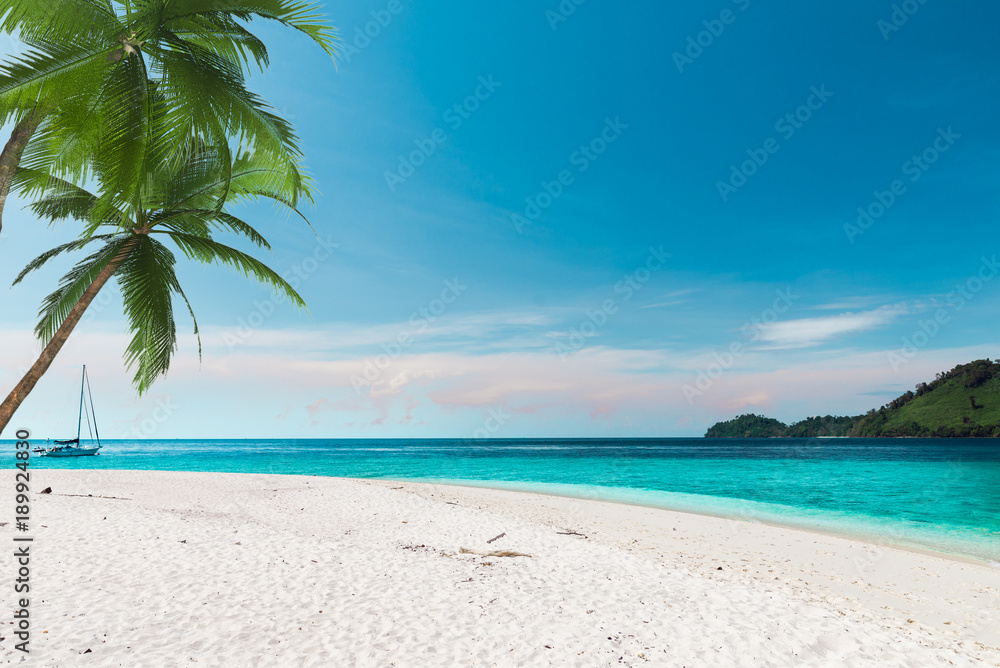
[556,530,587,537]
[460,547,531,558]
[487,532,506,544]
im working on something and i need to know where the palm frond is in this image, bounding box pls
[10,165,91,204]
[12,234,118,286]
[16,105,101,185]
[162,142,311,212]
[0,0,119,47]
[0,40,110,127]
[160,15,270,73]
[32,235,132,344]
[155,137,231,210]
[158,230,304,307]
[174,280,202,363]
[12,165,129,238]
[208,211,270,248]
[151,46,303,169]
[91,52,153,219]
[115,235,182,393]
[159,0,339,58]
[151,209,270,248]
[28,188,100,225]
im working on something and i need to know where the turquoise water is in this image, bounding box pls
[10,437,1000,564]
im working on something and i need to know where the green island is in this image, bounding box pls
[705,359,1000,438]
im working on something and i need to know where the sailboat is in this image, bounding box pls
[40,366,102,457]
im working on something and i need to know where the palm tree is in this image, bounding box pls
[0,0,336,236]
[0,128,309,433]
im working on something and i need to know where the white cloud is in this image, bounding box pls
[639,289,698,309]
[754,304,909,349]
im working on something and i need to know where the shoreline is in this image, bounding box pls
[28,465,999,566]
[6,469,998,666]
[381,476,999,569]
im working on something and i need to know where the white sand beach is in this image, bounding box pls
[3,470,998,667]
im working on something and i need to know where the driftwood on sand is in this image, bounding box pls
[459,547,532,558]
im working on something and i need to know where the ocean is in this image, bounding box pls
[15,437,1000,564]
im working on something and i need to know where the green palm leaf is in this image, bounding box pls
[159,0,339,58]
[165,15,271,73]
[0,40,109,126]
[116,235,182,393]
[11,234,120,286]
[93,52,153,207]
[152,209,271,249]
[32,235,133,343]
[158,229,304,307]
[0,0,119,46]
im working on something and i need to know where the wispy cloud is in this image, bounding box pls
[640,300,686,309]
[639,289,698,309]
[753,304,910,349]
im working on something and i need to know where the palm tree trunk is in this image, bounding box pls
[0,236,137,435]
[0,108,44,238]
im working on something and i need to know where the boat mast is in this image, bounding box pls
[84,368,101,449]
[76,365,86,441]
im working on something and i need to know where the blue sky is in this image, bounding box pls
[1,0,998,438]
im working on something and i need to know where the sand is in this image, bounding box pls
[2,469,998,667]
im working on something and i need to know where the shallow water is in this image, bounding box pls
[13,437,1000,563]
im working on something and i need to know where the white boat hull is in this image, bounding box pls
[42,447,101,457]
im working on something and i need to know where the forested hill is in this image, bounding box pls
[704,359,1000,438]
[705,414,788,438]
[704,414,855,438]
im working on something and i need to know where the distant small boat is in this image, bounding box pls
[37,366,102,457]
